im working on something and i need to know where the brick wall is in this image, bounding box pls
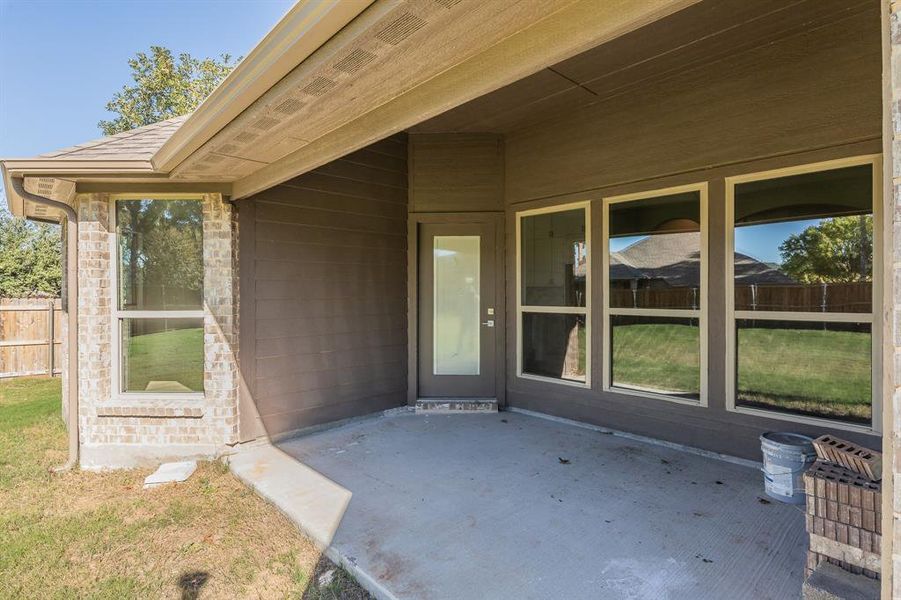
[75,193,239,469]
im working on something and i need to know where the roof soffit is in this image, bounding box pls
[171,0,588,181]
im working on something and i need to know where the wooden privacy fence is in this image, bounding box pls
[609,282,871,313]
[0,299,63,379]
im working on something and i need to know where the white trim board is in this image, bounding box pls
[723,154,882,434]
[515,202,592,388]
[601,181,709,408]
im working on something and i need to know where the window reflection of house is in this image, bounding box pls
[609,231,792,309]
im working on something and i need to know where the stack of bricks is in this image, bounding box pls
[803,436,881,580]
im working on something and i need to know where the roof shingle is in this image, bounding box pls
[37,115,189,161]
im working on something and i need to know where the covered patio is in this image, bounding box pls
[2,0,892,594]
[230,411,806,600]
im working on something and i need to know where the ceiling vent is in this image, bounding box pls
[334,49,377,74]
[274,97,305,115]
[376,13,426,45]
[301,76,338,97]
[432,0,461,7]
[233,131,259,144]
[23,176,76,204]
[36,179,54,195]
[252,116,280,131]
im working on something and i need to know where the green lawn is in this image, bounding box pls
[0,377,370,599]
[125,327,204,392]
[611,323,871,422]
[612,323,699,395]
[736,326,871,422]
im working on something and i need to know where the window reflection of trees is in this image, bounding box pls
[118,199,203,311]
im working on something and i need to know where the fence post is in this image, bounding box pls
[47,300,55,377]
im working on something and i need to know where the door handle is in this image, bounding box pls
[482,320,495,327]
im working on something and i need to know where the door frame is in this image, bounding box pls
[407,212,506,406]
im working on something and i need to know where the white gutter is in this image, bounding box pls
[152,0,374,173]
[1,163,24,216]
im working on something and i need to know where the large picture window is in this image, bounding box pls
[517,204,589,385]
[603,184,707,404]
[113,198,204,394]
[727,158,880,427]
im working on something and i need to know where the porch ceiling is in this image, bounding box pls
[175,0,700,198]
[409,0,874,135]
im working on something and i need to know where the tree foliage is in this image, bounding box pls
[779,215,872,283]
[0,206,61,297]
[98,46,238,135]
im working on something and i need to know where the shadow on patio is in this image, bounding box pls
[230,410,806,600]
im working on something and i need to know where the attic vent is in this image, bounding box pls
[274,97,304,114]
[37,180,54,194]
[301,76,337,97]
[334,49,377,74]
[432,0,461,7]
[376,13,426,45]
[233,131,258,144]
[252,116,280,131]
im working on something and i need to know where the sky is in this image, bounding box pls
[0,0,294,205]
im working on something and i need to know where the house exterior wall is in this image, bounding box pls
[499,5,883,460]
[75,192,239,469]
[409,133,504,213]
[237,135,408,440]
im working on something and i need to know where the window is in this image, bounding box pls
[603,185,707,404]
[727,158,880,428]
[517,204,589,385]
[113,198,204,394]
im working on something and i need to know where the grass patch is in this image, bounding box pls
[0,377,370,599]
[736,326,871,422]
[612,323,700,395]
[610,322,871,421]
[124,327,203,391]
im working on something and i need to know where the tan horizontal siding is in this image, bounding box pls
[240,136,408,439]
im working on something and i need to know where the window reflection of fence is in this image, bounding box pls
[610,282,871,312]
[610,287,699,309]
[735,282,871,313]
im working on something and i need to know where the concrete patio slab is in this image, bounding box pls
[230,410,807,600]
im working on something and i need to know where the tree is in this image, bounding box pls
[0,204,61,297]
[779,215,872,283]
[98,46,238,135]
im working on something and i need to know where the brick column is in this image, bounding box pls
[201,193,239,447]
[76,194,113,451]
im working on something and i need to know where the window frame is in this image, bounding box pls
[724,155,883,433]
[515,201,591,388]
[601,183,709,407]
[109,194,206,400]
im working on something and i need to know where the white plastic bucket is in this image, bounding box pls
[760,432,816,504]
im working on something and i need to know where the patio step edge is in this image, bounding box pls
[415,398,498,414]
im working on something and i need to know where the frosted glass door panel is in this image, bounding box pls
[433,236,480,375]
